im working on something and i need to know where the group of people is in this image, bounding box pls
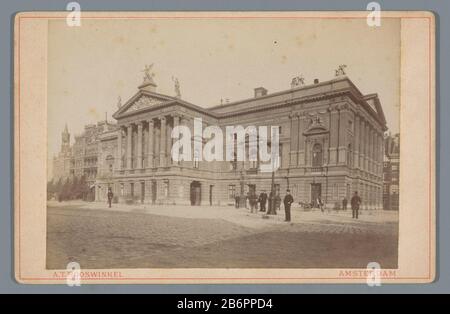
[235,189,295,222]
[234,191,278,212]
[235,190,363,221]
[106,185,362,220]
[342,192,362,219]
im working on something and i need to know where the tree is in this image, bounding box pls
[60,178,71,201]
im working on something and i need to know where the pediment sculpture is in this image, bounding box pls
[126,95,166,113]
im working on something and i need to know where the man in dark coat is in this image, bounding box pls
[350,191,362,219]
[283,189,294,222]
[268,191,274,213]
[107,188,114,208]
[259,191,268,212]
[249,192,258,213]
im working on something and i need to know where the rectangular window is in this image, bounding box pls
[333,184,338,200]
[228,185,236,199]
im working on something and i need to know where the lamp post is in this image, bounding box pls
[268,169,276,215]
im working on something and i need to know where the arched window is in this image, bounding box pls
[312,143,323,167]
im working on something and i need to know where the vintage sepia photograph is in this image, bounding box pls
[14,11,435,284]
[46,15,400,270]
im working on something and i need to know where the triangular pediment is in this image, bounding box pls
[113,91,175,118]
[363,94,387,127]
[126,94,167,112]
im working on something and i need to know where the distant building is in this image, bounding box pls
[52,124,72,182]
[52,121,118,192]
[383,133,400,210]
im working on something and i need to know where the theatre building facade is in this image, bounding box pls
[95,72,387,209]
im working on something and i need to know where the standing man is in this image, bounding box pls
[107,187,114,208]
[342,197,348,210]
[318,196,324,213]
[234,193,240,208]
[249,192,256,213]
[283,189,294,222]
[246,191,250,209]
[268,191,274,213]
[351,191,362,219]
[259,190,268,212]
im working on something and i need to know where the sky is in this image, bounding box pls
[48,17,400,164]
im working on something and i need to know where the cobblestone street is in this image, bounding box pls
[47,201,398,269]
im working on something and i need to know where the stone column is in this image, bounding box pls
[148,119,154,168]
[297,113,306,166]
[160,116,166,167]
[137,122,143,169]
[181,116,191,168]
[116,127,122,170]
[378,133,383,175]
[126,124,133,169]
[364,120,369,172]
[337,105,349,165]
[367,127,373,173]
[359,118,365,170]
[305,139,311,166]
[372,129,377,174]
[173,114,180,164]
[366,124,371,172]
[366,123,371,172]
[329,106,339,165]
[167,116,173,165]
[353,114,360,169]
[289,113,299,167]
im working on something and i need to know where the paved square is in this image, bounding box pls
[47,201,398,269]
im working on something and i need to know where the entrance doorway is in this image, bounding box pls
[151,180,157,204]
[311,183,322,207]
[190,181,201,205]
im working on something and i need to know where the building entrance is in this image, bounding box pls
[190,181,201,205]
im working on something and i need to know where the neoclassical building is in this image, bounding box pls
[94,70,387,209]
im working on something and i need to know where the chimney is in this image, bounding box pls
[254,87,268,98]
[314,79,319,84]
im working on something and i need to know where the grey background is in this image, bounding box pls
[1,0,447,294]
